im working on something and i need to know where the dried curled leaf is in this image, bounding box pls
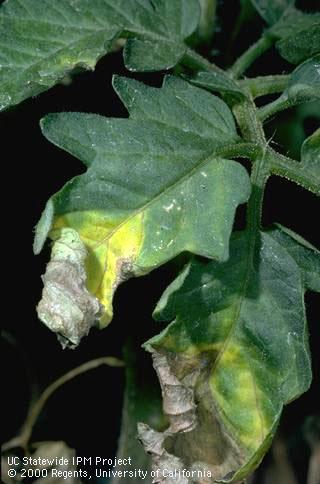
[138,423,190,484]
[151,352,198,434]
[37,228,102,348]
[139,350,245,484]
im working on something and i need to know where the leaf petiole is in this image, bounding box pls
[258,94,313,121]
[240,74,289,97]
[229,35,274,79]
[267,149,320,196]
[232,97,268,239]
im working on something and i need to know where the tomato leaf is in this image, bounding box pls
[141,226,318,482]
[259,57,320,121]
[36,76,251,345]
[269,8,320,64]
[0,0,200,111]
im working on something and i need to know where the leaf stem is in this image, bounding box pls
[258,93,314,122]
[240,75,289,98]
[229,35,274,79]
[232,97,268,237]
[267,149,320,196]
[216,142,320,196]
[259,93,292,121]
[233,98,266,144]
[196,0,217,46]
[2,357,124,452]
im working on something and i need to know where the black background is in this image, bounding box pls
[1,1,319,482]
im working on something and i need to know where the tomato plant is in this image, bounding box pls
[1,1,319,483]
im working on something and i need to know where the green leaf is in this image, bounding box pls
[123,38,185,73]
[186,71,246,99]
[269,224,320,292]
[286,55,320,100]
[277,24,320,65]
[36,76,251,344]
[258,57,320,121]
[301,128,320,191]
[0,0,200,111]
[141,226,317,482]
[269,8,320,64]
[250,0,294,25]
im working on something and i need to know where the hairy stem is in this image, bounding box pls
[216,142,320,196]
[233,98,266,143]
[229,36,274,79]
[240,75,289,98]
[232,96,268,239]
[267,150,320,196]
[182,46,318,197]
[258,94,315,122]
[258,95,289,121]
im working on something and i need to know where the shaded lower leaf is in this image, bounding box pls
[141,226,317,482]
[36,76,250,344]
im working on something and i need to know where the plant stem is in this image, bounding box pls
[232,97,268,237]
[240,75,289,98]
[258,93,293,121]
[258,93,316,122]
[229,35,274,79]
[196,0,217,46]
[267,149,320,196]
[233,98,266,143]
[217,142,319,196]
[2,357,124,451]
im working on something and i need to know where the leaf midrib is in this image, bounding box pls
[92,153,235,251]
[57,115,237,159]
